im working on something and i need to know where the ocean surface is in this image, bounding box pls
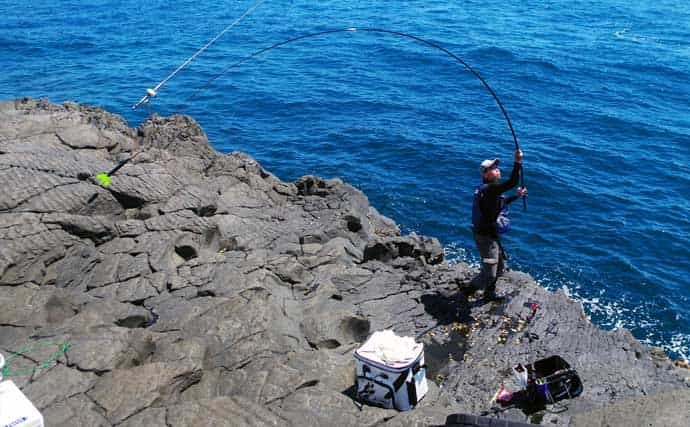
[2,0,689,360]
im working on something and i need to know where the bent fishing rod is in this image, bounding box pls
[188,27,526,209]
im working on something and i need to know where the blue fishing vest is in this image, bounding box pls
[472,183,511,234]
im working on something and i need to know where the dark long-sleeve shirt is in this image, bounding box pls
[475,162,521,236]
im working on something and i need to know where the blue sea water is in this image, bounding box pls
[1,0,689,359]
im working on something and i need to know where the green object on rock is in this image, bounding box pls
[95,173,111,187]
[2,341,71,378]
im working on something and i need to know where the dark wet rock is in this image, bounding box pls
[1,99,688,426]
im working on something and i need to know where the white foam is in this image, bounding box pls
[669,333,690,362]
[443,243,477,268]
[563,285,628,329]
[614,28,630,39]
[534,274,690,361]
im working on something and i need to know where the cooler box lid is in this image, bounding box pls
[355,330,423,369]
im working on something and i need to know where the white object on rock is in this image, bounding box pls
[354,330,428,411]
[0,380,44,427]
[355,329,423,367]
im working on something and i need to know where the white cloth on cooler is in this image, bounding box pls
[357,330,423,368]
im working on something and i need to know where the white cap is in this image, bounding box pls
[480,158,500,173]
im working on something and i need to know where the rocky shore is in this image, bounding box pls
[1,98,688,426]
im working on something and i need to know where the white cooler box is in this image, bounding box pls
[0,380,44,427]
[354,330,428,411]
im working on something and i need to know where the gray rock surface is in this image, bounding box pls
[1,98,688,426]
[569,389,690,427]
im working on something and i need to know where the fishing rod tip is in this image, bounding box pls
[132,88,157,110]
[132,96,148,110]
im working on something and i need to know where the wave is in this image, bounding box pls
[517,56,560,73]
[614,28,644,43]
[0,36,35,49]
[609,60,689,81]
[466,45,515,61]
[586,111,673,139]
[465,46,561,74]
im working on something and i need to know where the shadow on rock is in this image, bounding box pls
[420,292,472,326]
[419,292,474,383]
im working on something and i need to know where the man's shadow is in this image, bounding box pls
[418,289,475,381]
[420,291,473,326]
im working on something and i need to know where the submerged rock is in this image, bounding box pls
[0,98,687,426]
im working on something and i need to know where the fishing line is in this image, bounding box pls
[84,0,265,201]
[132,0,265,110]
[187,27,526,209]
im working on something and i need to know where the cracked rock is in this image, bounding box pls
[1,99,688,426]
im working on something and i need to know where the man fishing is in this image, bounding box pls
[470,149,527,301]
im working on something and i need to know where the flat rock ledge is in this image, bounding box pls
[1,98,688,426]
